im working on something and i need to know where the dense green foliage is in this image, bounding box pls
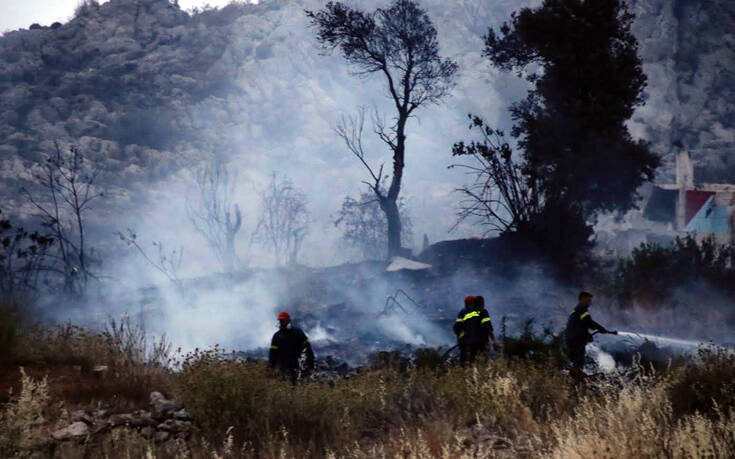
[615,235,735,307]
[455,0,659,267]
[484,0,659,217]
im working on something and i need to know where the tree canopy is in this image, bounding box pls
[484,0,659,217]
[454,0,660,267]
[307,0,457,257]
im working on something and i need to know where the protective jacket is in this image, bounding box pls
[269,326,315,372]
[453,307,493,346]
[564,305,606,347]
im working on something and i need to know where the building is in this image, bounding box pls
[644,152,735,244]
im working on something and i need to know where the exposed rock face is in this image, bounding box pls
[630,0,735,182]
[0,0,239,191]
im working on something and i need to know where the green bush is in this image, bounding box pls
[615,236,735,307]
[501,318,566,367]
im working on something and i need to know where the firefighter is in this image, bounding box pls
[564,291,617,373]
[453,295,496,365]
[269,311,315,384]
[475,296,500,352]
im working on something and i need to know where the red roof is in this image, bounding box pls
[685,191,715,225]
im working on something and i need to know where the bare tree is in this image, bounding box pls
[451,116,542,235]
[252,175,309,266]
[21,143,104,295]
[116,229,184,290]
[186,160,243,272]
[307,0,458,258]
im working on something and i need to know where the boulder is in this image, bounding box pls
[70,410,93,424]
[51,421,89,441]
[92,364,109,375]
[149,391,166,404]
[150,391,181,416]
[91,419,111,435]
[173,408,191,421]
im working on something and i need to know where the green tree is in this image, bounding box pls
[455,0,659,262]
[307,0,457,258]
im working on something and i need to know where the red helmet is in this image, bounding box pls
[277,311,290,321]
[464,296,475,306]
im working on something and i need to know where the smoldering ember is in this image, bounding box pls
[1,0,734,457]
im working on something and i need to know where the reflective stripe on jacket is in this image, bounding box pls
[564,305,605,345]
[453,307,493,345]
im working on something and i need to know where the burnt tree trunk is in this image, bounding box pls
[382,111,407,258]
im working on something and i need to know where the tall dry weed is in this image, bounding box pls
[670,407,735,458]
[0,367,51,456]
[544,378,672,458]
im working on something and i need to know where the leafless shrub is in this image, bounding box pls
[21,143,105,296]
[451,116,542,235]
[116,229,184,290]
[187,160,243,272]
[105,315,146,365]
[252,174,309,266]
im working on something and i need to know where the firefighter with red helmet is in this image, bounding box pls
[269,311,315,384]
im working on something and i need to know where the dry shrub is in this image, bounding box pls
[670,408,735,458]
[51,426,191,459]
[8,321,175,409]
[325,420,531,459]
[544,377,672,458]
[0,368,51,456]
[13,324,117,370]
[667,346,735,418]
[178,351,573,457]
[433,360,572,433]
[543,370,735,459]
[0,297,27,363]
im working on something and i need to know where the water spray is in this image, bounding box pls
[615,331,704,350]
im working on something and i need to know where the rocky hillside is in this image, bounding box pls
[0,0,253,201]
[0,0,732,236]
[630,0,735,182]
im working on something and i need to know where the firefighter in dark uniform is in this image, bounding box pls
[269,311,315,384]
[453,295,497,365]
[564,292,616,373]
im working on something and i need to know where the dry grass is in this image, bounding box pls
[0,311,176,410]
[2,311,735,458]
[542,377,735,459]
